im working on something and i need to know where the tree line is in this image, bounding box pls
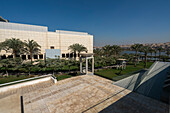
[94,44,169,68]
[0,38,88,76]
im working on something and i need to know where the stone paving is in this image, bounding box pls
[0,93,21,113]
[0,79,54,99]
[0,75,169,113]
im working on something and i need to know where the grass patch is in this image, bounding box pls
[0,75,31,84]
[95,62,153,81]
[56,75,72,81]
[55,72,79,81]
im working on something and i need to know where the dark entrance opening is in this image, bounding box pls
[62,54,65,58]
[33,55,38,59]
[8,55,13,58]
[39,54,43,59]
[28,55,31,59]
[66,53,69,58]
[22,55,26,60]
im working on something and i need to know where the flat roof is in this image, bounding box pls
[80,53,94,57]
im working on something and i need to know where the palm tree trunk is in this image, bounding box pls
[53,70,54,76]
[13,51,16,65]
[5,66,8,77]
[134,50,137,67]
[155,52,157,61]
[78,52,81,61]
[74,51,76,61]
[30,52,33,64]
[28,67,31,76]
[159,51,161,61]
[144,54,147,68]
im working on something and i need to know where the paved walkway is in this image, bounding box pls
[0,75,169,113]
[0,94,21,113]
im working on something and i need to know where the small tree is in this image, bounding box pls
[0,38,24,64]
[46,58,63,76]
[0,59,13,76]
[24,39,41,64]
[65,59,74,72]
[68,43,87,61]
[22,61,33,76]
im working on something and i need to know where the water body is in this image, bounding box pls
[121,51,167,56]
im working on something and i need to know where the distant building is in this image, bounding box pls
[0,17,93,60]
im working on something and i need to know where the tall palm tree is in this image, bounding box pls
[131,44,143,67]
[77,44,88,60]
[142,46,150,68]
[149,48,154,61]
[68,43,87,60]
[0,38,24,62]
[153,49,157,61]
[93,48,103,57]
[102,45,112,57]
[157,46,163,61]
[24,39,41,64]
[111,45,122,57]
[165,49,170,57]
[68,44,78,60]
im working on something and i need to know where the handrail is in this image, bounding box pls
[0,74,51,87]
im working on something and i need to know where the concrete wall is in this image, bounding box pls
[0,76,52,93]
[113,73,141,91]
[113,62,170,101]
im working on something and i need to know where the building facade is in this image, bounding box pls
[0,19,93,60]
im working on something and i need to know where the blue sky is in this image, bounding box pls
[1,0,170,46]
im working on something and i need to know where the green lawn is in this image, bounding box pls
[0,72,78,85]
[0,62,153,84]
[56,74,72,81]
[95,62,153,81]
[0,75,32,84]
[55,72,79,81]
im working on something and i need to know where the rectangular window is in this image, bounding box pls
[39,54,43,59]
[28,55,31,59]
[66,53,69,58]
[1,55,6,59]
[62,54,65,58]
[8,55,13,58]
[22,55,26,60]
[33,55,38,59]
[50,46,54,49]
[74,53,77,58]
[70,53,73,58]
